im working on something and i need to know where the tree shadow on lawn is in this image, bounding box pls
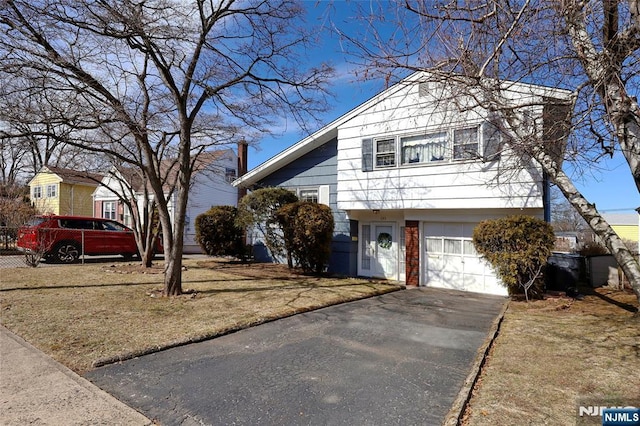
[579,286,639,314]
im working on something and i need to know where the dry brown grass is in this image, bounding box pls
[0,258,401,374]
[463,288,640,426]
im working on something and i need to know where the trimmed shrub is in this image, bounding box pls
[195,205,245,258]
[275,201,334,274]
[578,241,609,256]
[236,187,298,265]
[473,215,555,300]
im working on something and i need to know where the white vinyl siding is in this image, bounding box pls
[336,79,544,212]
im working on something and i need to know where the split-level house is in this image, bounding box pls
[93,149,239,253]
[29,166,102,216]
[234,72,571,296]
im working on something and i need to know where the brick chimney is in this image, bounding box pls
[237,139,248,204]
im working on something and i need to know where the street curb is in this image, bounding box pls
[442,299,509,426]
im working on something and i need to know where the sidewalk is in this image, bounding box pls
[0,326,152,426]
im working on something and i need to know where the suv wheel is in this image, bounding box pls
[54,242,80,263]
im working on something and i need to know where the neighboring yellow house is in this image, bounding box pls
[28,166,102,216]
[603,213,640,254]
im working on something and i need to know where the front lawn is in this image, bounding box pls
[463,287,639,425]
[0,258,401,373]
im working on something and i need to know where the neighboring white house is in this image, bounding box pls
[233,72,571,296]
[93,149,238,254]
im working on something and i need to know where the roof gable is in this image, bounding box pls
[30,166,103,187]
[233,71,571,188]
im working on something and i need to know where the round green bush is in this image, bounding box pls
[195,205,245,258]
[275,201,334,274]
[473,215,555,299]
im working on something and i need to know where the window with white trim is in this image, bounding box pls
[46,184,57,198]
[401,132,447,164]
[425,235,476,256]
[225,167,236,183]
[453,127,479,160]
[32,185,42,199]
[375,138,396,168]
[362,124,486,170]
[103,201,117,220]
[299,188,319,203]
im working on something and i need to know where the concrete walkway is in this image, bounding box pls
[0,326,152,426]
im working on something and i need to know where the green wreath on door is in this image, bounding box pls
[377,232,392,249]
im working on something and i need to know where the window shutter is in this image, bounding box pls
[362,138,373,172]
[318,185,330,206]
[482,121,502,161]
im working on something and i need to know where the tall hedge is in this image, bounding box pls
[275,201,334,274]
[473,215,555,300]
[195,205,245,258]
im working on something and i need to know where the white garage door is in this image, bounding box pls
[423,222,506,296]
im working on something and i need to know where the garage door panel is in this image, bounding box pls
[423,222,506,296]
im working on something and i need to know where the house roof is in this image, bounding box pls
[105,149,233,193]
[603,213,639,226]
[30,166,103,187]
[232,71,572,189]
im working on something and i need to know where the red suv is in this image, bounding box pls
[17,215,144,263]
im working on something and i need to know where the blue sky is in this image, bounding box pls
[246,1,639,214]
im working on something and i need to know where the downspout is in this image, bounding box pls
[237,139,248,205]
[543,172,551,223]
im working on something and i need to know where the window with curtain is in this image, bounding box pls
[400,132,447,164]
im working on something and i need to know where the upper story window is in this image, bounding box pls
[364,124,488,171]
[401,132,447,164]
[453,127,479,160]
[33,185,42,199]
[46,184,57,198]
[375,138,396,168]
[225,167,236,183]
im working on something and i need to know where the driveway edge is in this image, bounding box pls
[442,299,509,426]
[92,285,403,368]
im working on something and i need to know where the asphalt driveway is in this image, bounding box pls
[85,287,506,425]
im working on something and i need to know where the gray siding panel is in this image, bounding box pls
[255,138,354,275]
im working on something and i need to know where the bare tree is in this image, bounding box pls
[1,0,333,295]
[339,0,640,304]
[0,78,107,183]
[550,185,590,233]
